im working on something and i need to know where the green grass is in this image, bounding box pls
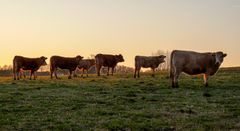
[0,69,240,130]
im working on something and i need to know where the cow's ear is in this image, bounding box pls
[44,57,48,60]
[159,55,166,58]
[223,53,227,57]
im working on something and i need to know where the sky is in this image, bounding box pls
[0,0,239,67]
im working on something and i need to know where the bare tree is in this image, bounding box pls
[152,50,171,71]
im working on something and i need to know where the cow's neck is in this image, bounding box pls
[208,57,221,75]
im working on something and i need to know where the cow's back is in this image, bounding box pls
[50,56,78,69]
[95,54,116,67]
[135,56,159,68]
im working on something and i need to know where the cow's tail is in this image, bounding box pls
[134,56,137,68]
[49,57,54,73]
[170,50,175,79]
[13,56,16,79]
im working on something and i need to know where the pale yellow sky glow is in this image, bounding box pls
[0,0,239,67]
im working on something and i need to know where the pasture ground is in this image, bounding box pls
[0,68,240,130]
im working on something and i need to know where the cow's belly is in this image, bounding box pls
[141,65,151,68]
[58,65,76,70]
[102,63,115,67]
[182,66,206,75]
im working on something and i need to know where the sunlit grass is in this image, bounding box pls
[0,70,240,130]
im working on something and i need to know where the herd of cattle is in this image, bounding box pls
[12,50,227,88]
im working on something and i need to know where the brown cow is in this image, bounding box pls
[50,55,83,79]
[95,54,124,76]
[170,50,227,88]
[134,55,166,78]
[13,56,47,80]
[74,59,95,77]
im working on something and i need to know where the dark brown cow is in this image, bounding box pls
[170,50,227,88]
[50,55,83,79]
[95,54,124,76]
[13,56,47,80]
[134,55,166,78]
[74,59,95,77]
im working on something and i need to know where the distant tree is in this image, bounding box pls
[116,65,134,73]
[152,50,171,71]
[88,54,95,59]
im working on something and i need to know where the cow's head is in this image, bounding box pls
[76,55,84,62]
[212,51,227,66]
[158,55,166,63]
[115,54,124,62]
[40,56,48,66]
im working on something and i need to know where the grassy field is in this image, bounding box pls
[0,68,240,130]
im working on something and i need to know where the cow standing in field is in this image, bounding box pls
[95,54,124,76]
[170,50,227,88]
[134,55,166,78]
[50,55,83,79]
[74,59,95,77]
[13,56,48,80]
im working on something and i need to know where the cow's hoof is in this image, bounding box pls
[205,83,209,87]
[172,84,179,88]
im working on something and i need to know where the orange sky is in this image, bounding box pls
[0,0,239,67]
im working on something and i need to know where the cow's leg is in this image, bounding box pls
[33,71,36,80]
[137,67,141,78]
[54,69,59,79]
[81,69,84,77]
[23,71,26,78]
[50,68,54,79]
[203,74,209,87]
[16,69,20,80]
[13,68,17,80]
[134,68,137,78]
[151,68,155,77]
[30,70,33,80]
[73,70,78,78]
[111,67,114,76]
[86,69,89,77]
[16,71,19,80]
[97,65,101,76]
[19,71,22,79]
[107,67,110,76]
[68,70,72,79]
[173,72,180,88]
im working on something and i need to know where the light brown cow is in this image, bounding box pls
[170,50,227,88]
[13,56,47,80]
[50,55,83,79]
[95,54,124,76]
[74,59,95,77]
[134,55,166,78]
